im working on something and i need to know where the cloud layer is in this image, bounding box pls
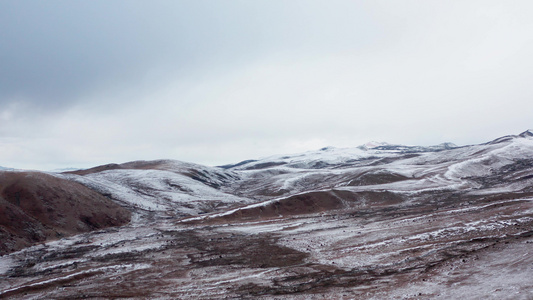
[1,1,532,170]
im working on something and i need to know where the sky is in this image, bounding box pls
[1,1,533,170]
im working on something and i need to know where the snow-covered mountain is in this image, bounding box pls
[220,140,458,171]
[2,130,533,299]
[46,130,533,223]
[61,160,251,215]
[182,130,533,222]
[55,134,525,218]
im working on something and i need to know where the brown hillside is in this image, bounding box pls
[63,160,172,176]
[0,171,131,255]
[193,190,404,224]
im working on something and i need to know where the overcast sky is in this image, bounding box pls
[1,1,532,170]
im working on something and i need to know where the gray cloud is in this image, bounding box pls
[0,0,376,110]
[1,1,533,170]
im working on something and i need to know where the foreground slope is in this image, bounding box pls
[1,130,533,299]
[0,171,131,255]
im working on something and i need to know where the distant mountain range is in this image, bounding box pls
[1,130,533,299]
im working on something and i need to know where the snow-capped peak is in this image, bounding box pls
[519,129,533,138]
[359,141,391,149]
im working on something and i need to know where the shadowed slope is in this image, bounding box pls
[0,171,131,255]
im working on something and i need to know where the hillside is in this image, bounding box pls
[0,172,131,255]
[61,159,252,215]
[0,130,532,299]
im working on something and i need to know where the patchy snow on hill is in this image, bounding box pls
[3,131,533,299]
[62,168,252,216]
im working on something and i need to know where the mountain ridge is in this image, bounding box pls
[1,130,533,299]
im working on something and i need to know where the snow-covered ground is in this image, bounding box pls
[1,130,533,299]
[59,160,252,218]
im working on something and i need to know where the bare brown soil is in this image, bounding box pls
[0,171,131,255]
[2,188,532,299]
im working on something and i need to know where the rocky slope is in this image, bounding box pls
[0,130,533,299]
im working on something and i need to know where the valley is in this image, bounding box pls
[1,131,533,299]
